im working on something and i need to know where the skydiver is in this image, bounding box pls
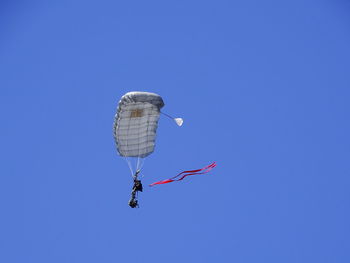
[128,172,143,208]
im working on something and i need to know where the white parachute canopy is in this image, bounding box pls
[113,91,164,158]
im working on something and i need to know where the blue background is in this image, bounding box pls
[1,1,350,262]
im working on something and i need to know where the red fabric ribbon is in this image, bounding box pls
[149,162,217,186]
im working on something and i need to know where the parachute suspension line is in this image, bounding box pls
[161,111,174,119]
[139,158,145,172]
[160,111,183,126]
[124,157,134,176]
[136,157,141,172]
[136,158,145,177]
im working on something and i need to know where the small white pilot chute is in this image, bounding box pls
[160,112,184,126]
[174,118,184,126]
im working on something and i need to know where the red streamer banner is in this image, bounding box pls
[149,162,217,186]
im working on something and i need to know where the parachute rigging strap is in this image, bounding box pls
[149,162,217,186]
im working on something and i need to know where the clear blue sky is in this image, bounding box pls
[1,1,350,262]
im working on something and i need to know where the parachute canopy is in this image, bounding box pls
[113,91,164,158]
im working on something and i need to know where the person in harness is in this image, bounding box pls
[128,170,143,208]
